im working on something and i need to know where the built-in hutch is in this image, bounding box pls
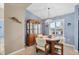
[25,19,41,46]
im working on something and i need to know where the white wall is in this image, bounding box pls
[4,3,31,54]
[0,3,4,55]
[0,8,4,20]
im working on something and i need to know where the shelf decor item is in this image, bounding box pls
[11,17,21,23]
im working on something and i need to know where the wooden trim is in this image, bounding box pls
[8,48,25,55]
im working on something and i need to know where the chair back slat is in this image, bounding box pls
[36,37,46,47]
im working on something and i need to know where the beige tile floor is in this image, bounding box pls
[13,44,78,55]
[0,38,78,55]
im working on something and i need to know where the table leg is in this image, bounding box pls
[50,42,55,55]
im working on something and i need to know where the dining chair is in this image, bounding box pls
[36,36,49,54]
[54,36,64,55]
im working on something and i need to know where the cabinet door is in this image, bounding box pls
[26,23,30,34]
[33,24,38,34]
[30,23,33,34]
[38,24,41,34]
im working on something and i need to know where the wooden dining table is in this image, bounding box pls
[42,36,60,55]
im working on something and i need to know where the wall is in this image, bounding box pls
[74,5,79,51]
[0,7,4,37]
[0,4,4,55]
[25,10,41,19]
[0,20,4,37]
[52,13,75,45]
[0,8,4,19]
[4,3,31,54]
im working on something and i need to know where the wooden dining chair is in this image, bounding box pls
[36,36,49,55]
[54,37,64,55]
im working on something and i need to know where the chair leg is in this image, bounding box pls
[45,44,49,55]
[45,50,48,55]
[36,47,38,53]
[61,44,63,55]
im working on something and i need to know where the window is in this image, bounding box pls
[49,20,64,37]
[56,21,62,28]
[49,22,55,35]
[50,22,55,28]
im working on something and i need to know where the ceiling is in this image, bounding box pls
[27,3,78,19]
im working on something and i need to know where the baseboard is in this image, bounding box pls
[74,49,78,53]
[64,43,74,48]
[8,48,25,55]
[64,43,78,54]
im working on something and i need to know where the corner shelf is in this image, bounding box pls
[11,17,21,24]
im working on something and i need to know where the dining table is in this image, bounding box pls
[42,36,60,55]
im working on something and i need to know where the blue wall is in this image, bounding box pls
[25,10,41,19]
[52,13,75,45]
[74,5,79,51]
[0,20,4,38]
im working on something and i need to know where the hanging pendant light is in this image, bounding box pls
[48,7,50,19]
[45,7,52,24]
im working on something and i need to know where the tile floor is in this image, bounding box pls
[13,44,78,55]
[0,38,78,55]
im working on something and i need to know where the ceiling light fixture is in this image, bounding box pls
[48,7,50,19]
